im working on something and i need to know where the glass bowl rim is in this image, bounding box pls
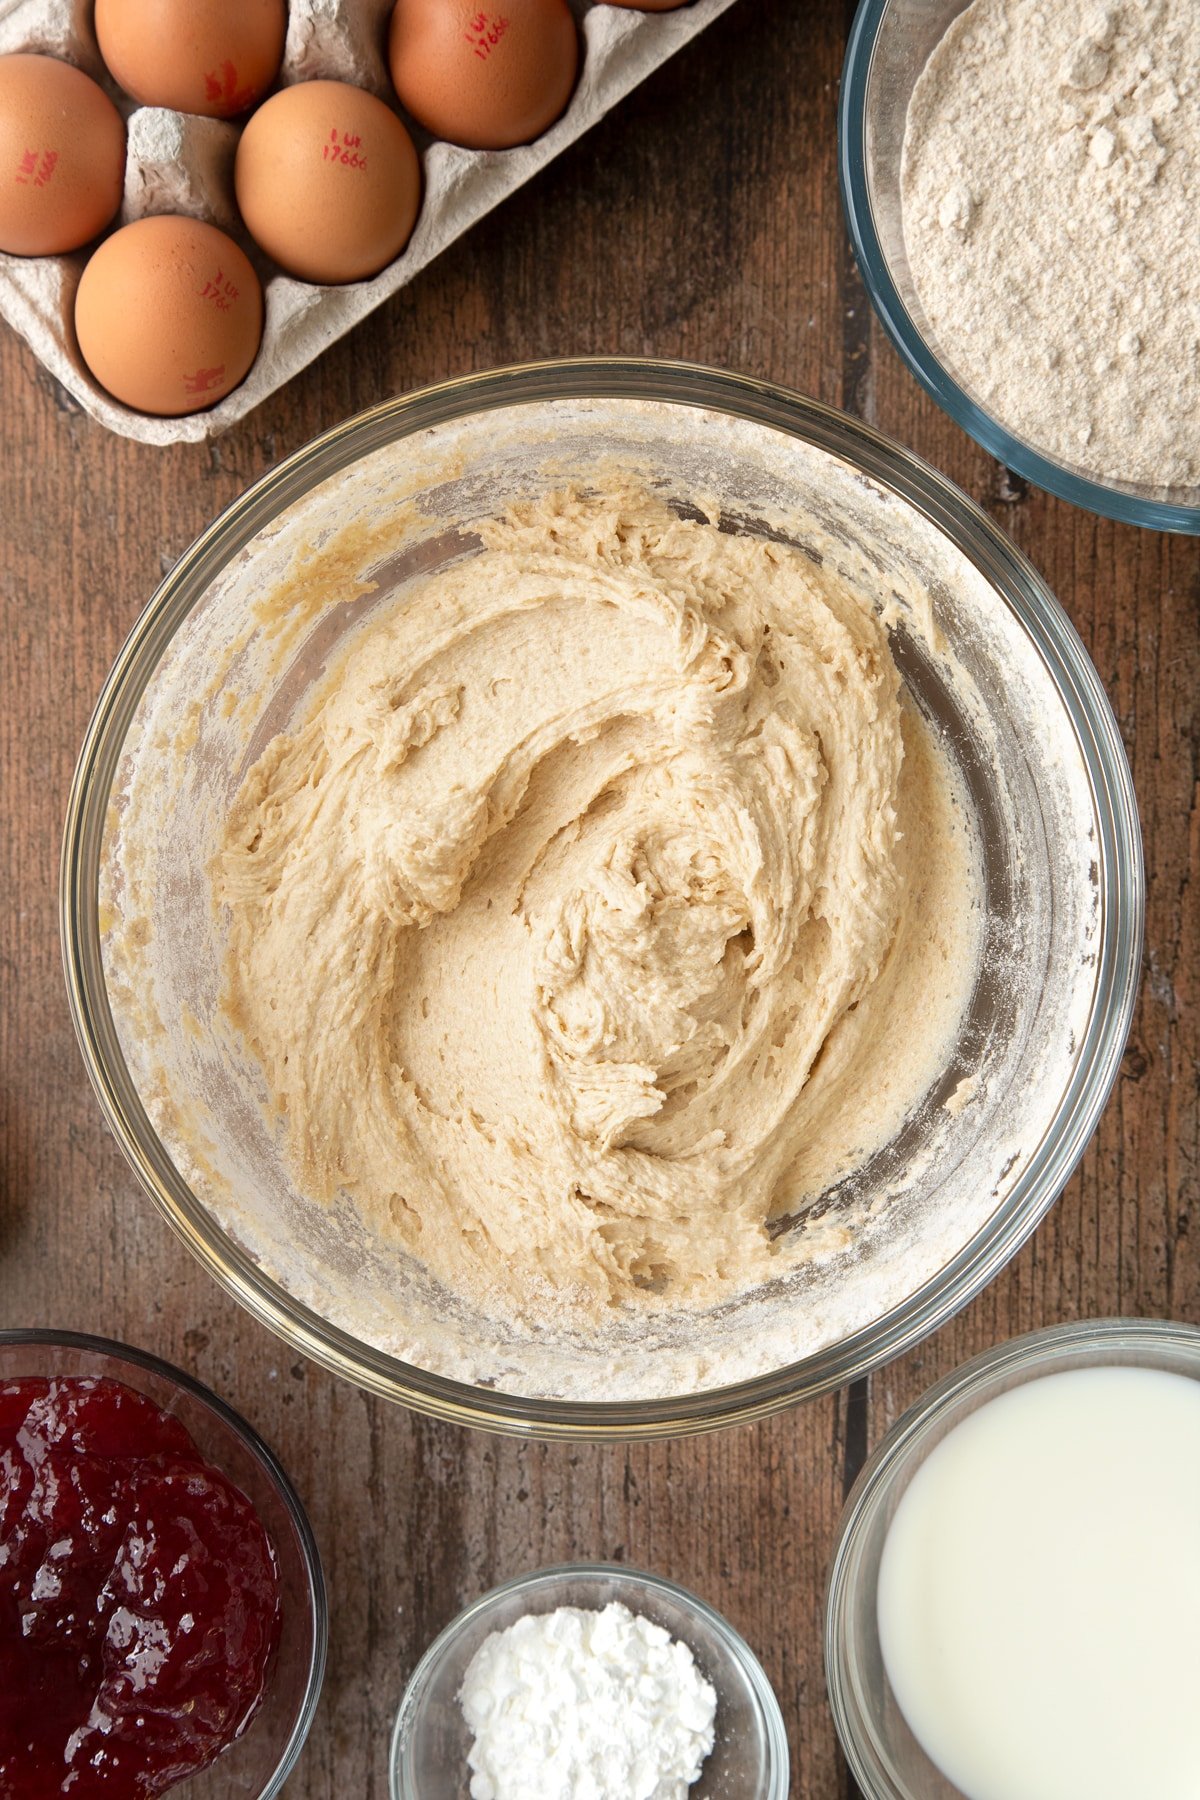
[838,0,1200,537]
[60,354,1144,1440]
[388,1558,790,1800]
[823,1315,1200,1797]
[0,1325,328,1800]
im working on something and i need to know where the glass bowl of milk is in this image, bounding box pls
[825,1318,1200,1800]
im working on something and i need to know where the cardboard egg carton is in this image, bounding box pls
[0,0,738,443]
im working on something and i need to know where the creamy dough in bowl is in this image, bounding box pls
[215,485,980,1328]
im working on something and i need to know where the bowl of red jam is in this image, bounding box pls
[0,1330,326,1799]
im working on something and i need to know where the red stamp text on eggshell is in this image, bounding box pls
[183,364,227,395]
[465,14,510,59]
[198,269,240,311]
[321,128,368,170]
[204,61,256,114]
[15,149,58,188]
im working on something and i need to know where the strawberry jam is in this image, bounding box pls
[0,1375,282,1798]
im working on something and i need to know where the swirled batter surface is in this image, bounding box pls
[216,487,979,1324]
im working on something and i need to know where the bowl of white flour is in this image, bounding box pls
[389,1563,788,1799]
[840,0,1200,532]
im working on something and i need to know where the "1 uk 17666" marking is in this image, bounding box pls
[322,128,368,170]
[465,13,510,58]
[198,269,240,311]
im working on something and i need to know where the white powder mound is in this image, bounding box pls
[901,0,1200,494]
[459,1603,718,1800]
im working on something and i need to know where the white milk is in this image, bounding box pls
[877,1365,1200,1800]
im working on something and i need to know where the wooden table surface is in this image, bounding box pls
[2,2,1198,1793]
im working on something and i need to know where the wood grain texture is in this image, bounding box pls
[1,2,1196,1794]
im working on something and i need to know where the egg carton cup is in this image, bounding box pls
[0,0,738,443]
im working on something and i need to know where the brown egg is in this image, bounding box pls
[75,215,263,414]
[388,0,578,151]
[0,55,125,256]
[94,0,286,118]
[235,80,421,285]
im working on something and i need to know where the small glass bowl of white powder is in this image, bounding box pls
[389,1563,789,1799]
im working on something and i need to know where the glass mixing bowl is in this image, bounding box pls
[0,1329,327,1798]
[839,0,1200,535]
[390,1563,788,1800]
[61,358,1142,1437]
[824,1318,1200,1799]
